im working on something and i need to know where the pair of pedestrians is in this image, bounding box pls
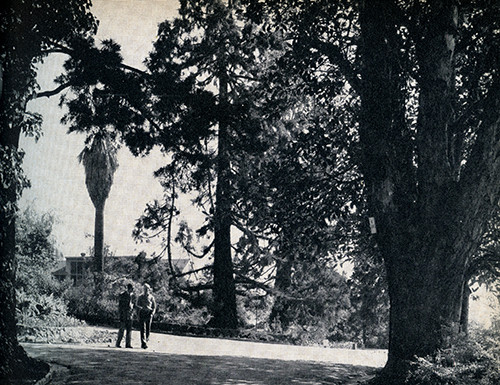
[116,283,156,349]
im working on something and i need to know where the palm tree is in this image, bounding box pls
[78,133,118,273]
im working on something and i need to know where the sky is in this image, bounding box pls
[20,0,182,258]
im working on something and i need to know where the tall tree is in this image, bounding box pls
[58,0,284,328]
[256,0,500,380]
[0,0,96,380]
[56,37,145,272]
[128,0,283,328]
[357,1,500,379]
[78,132,118,273]
[234,2,362,332]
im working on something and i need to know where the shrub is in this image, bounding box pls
[406,329,500,385]
[64,274,121,324]
[16,289,85,334]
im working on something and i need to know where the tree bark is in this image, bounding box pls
[211,72,238,329]
[94,202,105,273]
[460,284,471,335]
[269,253,293,330]
[357,0,478,380]
[0,62,47,381]
[0,132,23,380]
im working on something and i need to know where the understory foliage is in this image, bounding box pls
[268,261,353,344]
[16,291,82,328]
[347,240,389,348]
[64,256,210,326]
[13,209,374,345]
[405,329,500,385]
[15,208,74,327]
[15,208,67,294]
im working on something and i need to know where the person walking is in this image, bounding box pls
[136,283,156,349]
[115,283,134,348]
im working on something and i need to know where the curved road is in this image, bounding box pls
[23,328,387,384]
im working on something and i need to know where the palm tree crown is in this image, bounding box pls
[78,134,118,210]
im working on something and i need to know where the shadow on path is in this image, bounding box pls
[24,344,378,385]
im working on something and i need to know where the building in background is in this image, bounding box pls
[52,253,193,285]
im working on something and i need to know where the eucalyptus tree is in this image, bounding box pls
[357,2,500,378]
[0,1,96,380]
[78,132,118,273]
[257,0,500,380]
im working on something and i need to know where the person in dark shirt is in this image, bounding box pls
[136,283,156,349]
[115,283,134,348]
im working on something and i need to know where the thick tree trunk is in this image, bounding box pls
[358,0,475,381]
[384,245,465,372]
[0,63,45,381]
[0,150,23,381]
[211,73,238,329]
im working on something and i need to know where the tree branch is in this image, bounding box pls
[315,40,361,93]
[173,264,212,279]
[234,273,274,294]
[182,240,214,259]
[35,83,71,99]
[178,282,213,292]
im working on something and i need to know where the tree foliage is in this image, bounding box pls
[246,0,500,380]
[15,207,59,294]
[87,0,285,328]
[0,0,96,380]
[21,2,500,383]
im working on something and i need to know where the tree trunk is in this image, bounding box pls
[358,0,475,380]
[384,245,465,371]
[0,62,47,381]
[211,72,238,329]
[269,254,293,330]
[460,284,471,335]
[94,202,105,273]
[0,148,23,381]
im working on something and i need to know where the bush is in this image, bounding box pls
[406,329,500,385]
[64,274,122,325]
[63,271,211,327]
[16,290,83,328]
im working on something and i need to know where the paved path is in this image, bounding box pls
[23,329,387,384]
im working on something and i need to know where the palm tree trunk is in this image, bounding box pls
[94,202,105,273]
